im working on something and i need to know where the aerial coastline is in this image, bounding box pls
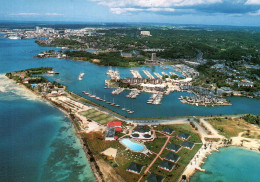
[5,66,259,182]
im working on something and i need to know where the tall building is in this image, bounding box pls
[35,26,40,33]
[151,53,157,63]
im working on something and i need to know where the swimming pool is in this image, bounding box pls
[121,138,144,152]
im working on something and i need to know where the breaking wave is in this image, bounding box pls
[0,74,40,101]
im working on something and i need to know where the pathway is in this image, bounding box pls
[138,136,170,182]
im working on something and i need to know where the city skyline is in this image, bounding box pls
[0,0,259,26]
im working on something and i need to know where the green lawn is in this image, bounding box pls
[80,109,117,124]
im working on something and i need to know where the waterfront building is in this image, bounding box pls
[127,162,144,174]
[146,173,164,182]
[159,160,175,172]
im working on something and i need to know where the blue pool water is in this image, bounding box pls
[121,139,144,152]
[191,147,260,182]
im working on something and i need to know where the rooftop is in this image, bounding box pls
[146,173,164,182]
[159,160,175,171]
[127,162,144,174]
[165,152,180,163]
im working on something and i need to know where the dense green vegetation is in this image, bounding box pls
[65,50,145,67]
[242,114,260,126]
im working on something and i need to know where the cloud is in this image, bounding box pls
[9,12,63,16]
[245,0,260,5]
[92,0,260,16]
[111,7,175,14]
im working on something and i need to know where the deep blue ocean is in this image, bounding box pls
[0,36,259,182]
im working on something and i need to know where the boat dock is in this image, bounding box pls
[147,93,163,105]
[106,67,120,80]
[126,90,141,99]
[169,72,177,76]
[142,70,155,79]
[161,72,169,76]
[154,72,162,79]
[130,70,142,78]
[112,88,124,95]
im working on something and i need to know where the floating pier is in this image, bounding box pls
[154,72,162,79]
[112,87,124,95]
[130,70,142,78]
[126,90,141,99]
[142,70,155,79]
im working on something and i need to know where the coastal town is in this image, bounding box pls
[5,67,260,182]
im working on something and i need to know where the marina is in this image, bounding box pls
[112,87,124,95]
[130,70,142,78]
[142,70,154,79]
[126,90,141,99]
[154,72,162,79]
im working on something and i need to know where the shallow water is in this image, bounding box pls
[0,69,96,182]
[191,147,260,182]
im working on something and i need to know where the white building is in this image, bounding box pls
[140,31,151,36]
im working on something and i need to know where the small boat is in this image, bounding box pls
[78,73,85,80]
[115,104,120,107]
[47,70,59,74]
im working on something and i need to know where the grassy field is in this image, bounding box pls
[80,109,117,124]
[207,117,260,138]
[154,124,202,143]
[82,123,203,182]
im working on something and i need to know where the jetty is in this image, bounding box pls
[161,72,169,76]
[142,70,154,79]
[154,72,162,79]
[106,67,120,80]
[147,93,163,105]
[130,70,142,78]
[112,88,124,95]
[126,90,141,99]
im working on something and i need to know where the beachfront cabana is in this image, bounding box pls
[127,162,144,174]
[146,173,164,182]
[181,141,194,150]
[158,160,175,172]
[165,152,180,163]
[163,127,175,135]
[177,132,190,140]
[166,143,181,153]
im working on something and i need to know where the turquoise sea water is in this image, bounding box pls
[0,36,260,182]
[191,147,260,182]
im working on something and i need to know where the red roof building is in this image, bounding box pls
[107,121,122,132]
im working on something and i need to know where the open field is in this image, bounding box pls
[80,109,117,124]
[207,117,260,139]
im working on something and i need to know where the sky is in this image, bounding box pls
[0,0,259,26]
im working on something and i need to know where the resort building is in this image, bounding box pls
[166,143,182,153]
[146,173,164,182]
[131,125,153,140]
[165,152,180,163]
[107,121,122,131]
[127,162,144,174]
[177,132,190,140]
[105,127,116,141]
[162,128,175,135]
[159,160,175,172]
[181,141,194,150]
